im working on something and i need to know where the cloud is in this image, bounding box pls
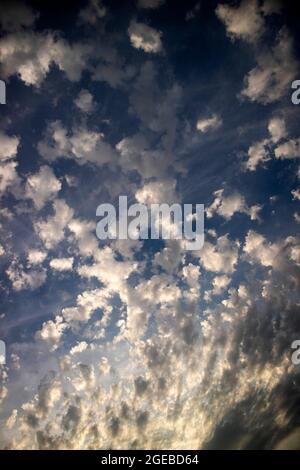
[198,234,239,273]
[38,121,117,167]
[128,21,162,53]
[0,160,19,194]
[245,116,297,171]
[27,250,47,266]
[74,89,94,114]
[216,0,265,43]
[207,189,262,221]
[0,131,20,162]
[34,199,74,249]
[196,114,222,133]
[275,139,300,160]
[49,257,74,272]
[241,29,298,104]
[25,165,61,209]
[6,259,47,291]
[268,117,287,143]
[0,32,91,86]
[78,0,106,25]
[36,316,68,351]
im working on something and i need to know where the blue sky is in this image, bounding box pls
[0,0,300,450]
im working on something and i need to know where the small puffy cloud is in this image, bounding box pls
[294,213,300,224]
[27,250,47,266]
[268,117,287,143]
[135,179,178,205]
[49,257,74,272]
[74,89,94,113]
[211,274,231,296]
[38,121,116,167]
[243,230,280,267]
[0,131,20,161]
[36,316,68,351]
[25,165,62,209]
[138,0,165,8]
[292,189,300,201]
[275,139,300,160]
[6,260,47,291]
[216,0,265,43]
[128,21,162,53]
[0,243,5,256]
[241,29,298,104]
[79,0,106,24]
[34,199,74,249]
[0,160,19,193]
[207,189,261,221]
[198,234,239,273]
[0,32,91,86]
[70,342,88,355]
[0,1,37,32]
[246,139,270,171]
[196,114,222,133]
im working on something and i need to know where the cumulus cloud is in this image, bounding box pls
[216,0,266,43]
[74,89,94,114]
[27,250,47,266]
[25,166,61,209]
[198,234,239,273]
[207,189,262,221]
[275,139,300,160]
[128,21,162,53]
[0,32,91,86]
[6,260,47,291]
[241,29,298,104]
[49,257,74,272]
[38,121,117,167]
[196,114,222,133]
[34,199,74,249]
[0,131,20,161]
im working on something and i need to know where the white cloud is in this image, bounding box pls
[36,316,68,351]
[0,160,19,193]
[216,0,265,43]
[27,250,47,266]
[49,257,74,272]
[74,89,94,113]
[241,29,298,104]
[275,139,300,160]
[38,121,116,166]
[211,274,231,296]
[268,117,287,143]
[196,114,222,133]
[6,260,47,291]
[128,21,162,53]
[25,165,61,209]
[0,32,91,86]
[243,230,280,267]
[78,0,106,24]
[34,199,74,249]
[207,189,261,220]
[292,189,300,201]
[198,234,239,273]
[0,131,20,161]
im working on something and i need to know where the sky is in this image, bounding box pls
[0,0,300,450]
